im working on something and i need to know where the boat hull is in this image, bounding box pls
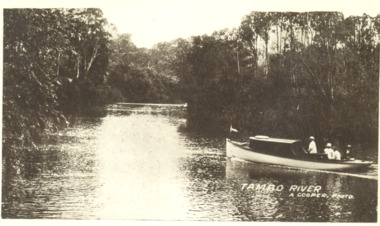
[226,139,373,171]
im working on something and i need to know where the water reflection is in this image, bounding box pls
[2,103,377,222]
[93,112,188,220]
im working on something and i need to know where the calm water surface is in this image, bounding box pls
[2,104,378,221]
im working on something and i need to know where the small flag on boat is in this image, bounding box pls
[230,125,238,133]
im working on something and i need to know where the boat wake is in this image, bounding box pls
[229,157,378,180]
[115,102,187,107]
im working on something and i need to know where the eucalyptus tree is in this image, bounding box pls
[180,30,240,130]
[335,14,380,144]
[239,13,260,76]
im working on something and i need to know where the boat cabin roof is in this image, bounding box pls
[250,136,301,144]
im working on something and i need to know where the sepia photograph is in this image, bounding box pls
[1,0,379,223]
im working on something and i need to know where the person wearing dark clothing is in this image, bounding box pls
[344,145,352,159]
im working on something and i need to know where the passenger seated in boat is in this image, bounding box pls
[332,146,341,160]
[324,143,334,159]
[343,145,352,159]
[308,136,317,154]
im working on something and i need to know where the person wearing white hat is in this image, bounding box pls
[308,136,317,154]
[324,143,334,159]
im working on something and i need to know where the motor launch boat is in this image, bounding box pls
[226,135,373,171]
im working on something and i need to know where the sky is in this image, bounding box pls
[1,0,380,48]
[100,0,380,48]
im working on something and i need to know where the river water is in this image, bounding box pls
[2,103,378,221]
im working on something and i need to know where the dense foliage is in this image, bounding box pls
[179,12,379,150]
[107,34,182,103]
[3,9,113,174]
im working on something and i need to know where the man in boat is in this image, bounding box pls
[343,144,352,160]
[324,143,334,159]
[308,136,317,154]
[332,146,341,160]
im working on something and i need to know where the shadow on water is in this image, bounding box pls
[2,116,102,219]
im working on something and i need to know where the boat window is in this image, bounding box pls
[291,142,308,156]
[249,140,295,157]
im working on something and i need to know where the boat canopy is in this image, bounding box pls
[249,136,305,157]
[249,136,301,144]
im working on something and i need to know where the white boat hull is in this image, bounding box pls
[226,139,372,171]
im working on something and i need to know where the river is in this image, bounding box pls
[2,103,378,221]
